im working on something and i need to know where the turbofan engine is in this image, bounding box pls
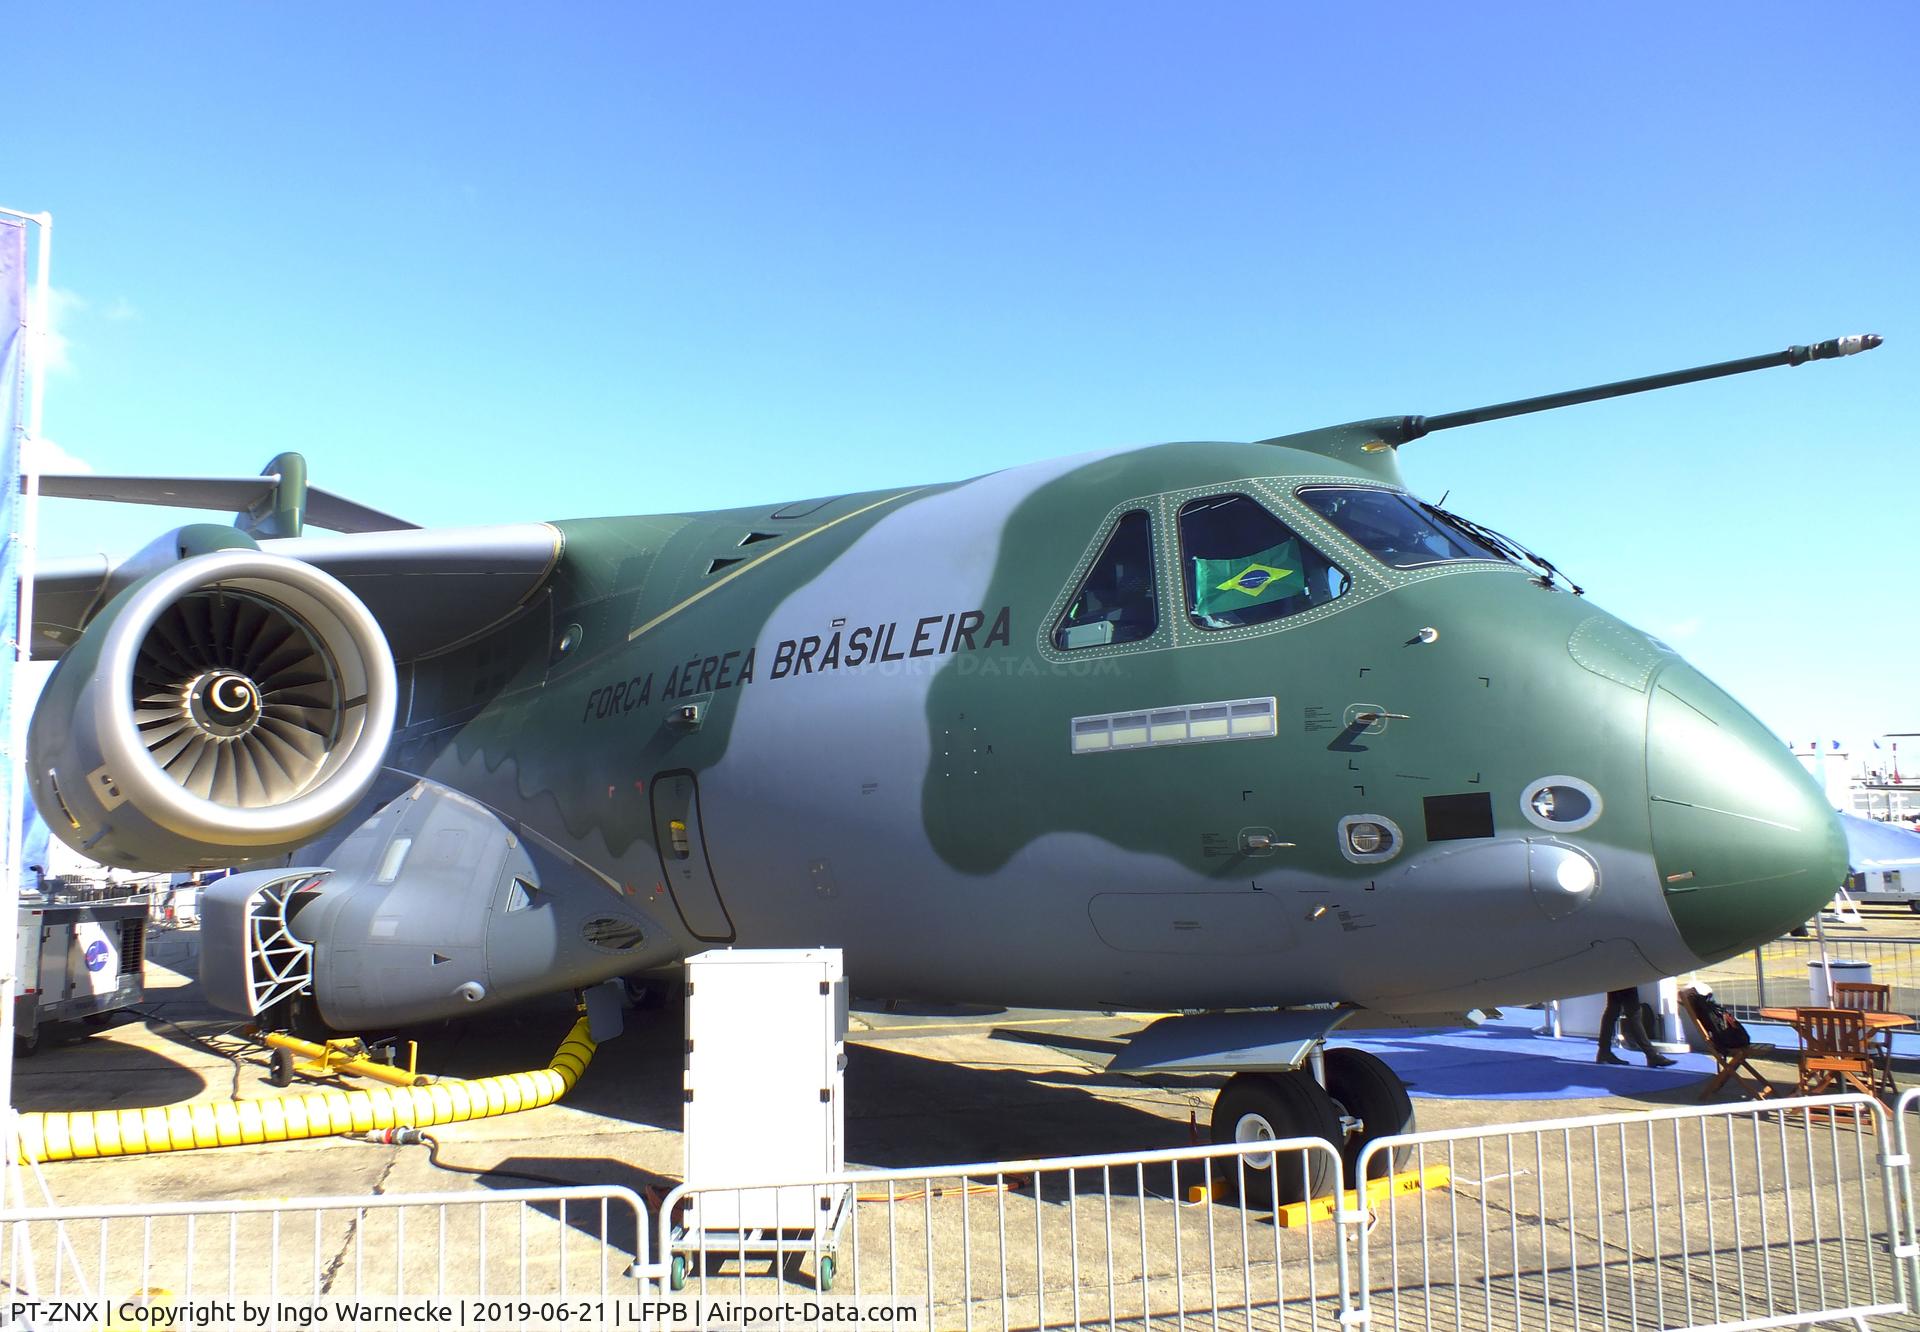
[27,549,397,871]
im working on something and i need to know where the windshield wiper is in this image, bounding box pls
[1417,501,1584,596]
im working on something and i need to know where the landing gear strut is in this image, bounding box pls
[1322,1047,1415,1180]
[1208,1045,1414,1202]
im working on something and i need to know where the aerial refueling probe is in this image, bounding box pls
[1387,333,1884,444]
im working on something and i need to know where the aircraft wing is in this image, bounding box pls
[31,522,563,662]
[38,472,419,534]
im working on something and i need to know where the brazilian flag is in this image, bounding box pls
[1193,540,1306,619]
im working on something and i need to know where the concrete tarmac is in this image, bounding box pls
[15,922,1869,1205]
[6,911,1915,1327]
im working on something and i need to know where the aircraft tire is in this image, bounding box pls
[1209,1071,1340,1207]
[1323,1047,1415,1181]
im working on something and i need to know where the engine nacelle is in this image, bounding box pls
[200,783,674,1030]
[27,549,398,871]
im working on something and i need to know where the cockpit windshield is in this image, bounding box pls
[1296,486,1507,568]
[1295,485,1582,593]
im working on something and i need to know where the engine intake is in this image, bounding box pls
[28,550,397,870]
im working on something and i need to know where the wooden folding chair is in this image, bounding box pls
[1832,981,1898,1095]
[1795,1006,1881,1099]
[1677,987,1774,1101]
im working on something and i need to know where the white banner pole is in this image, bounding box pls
[0,205,53,1204]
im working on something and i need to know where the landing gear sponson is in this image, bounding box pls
[1109,1008,1434,1203]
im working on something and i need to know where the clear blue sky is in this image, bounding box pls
[10,5,1916,756]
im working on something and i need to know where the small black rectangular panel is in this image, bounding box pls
[1424,792,1495,841]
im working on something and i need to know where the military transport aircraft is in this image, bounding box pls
[25,333,1877,1194]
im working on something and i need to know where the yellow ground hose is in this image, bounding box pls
[16,1016,595,1164]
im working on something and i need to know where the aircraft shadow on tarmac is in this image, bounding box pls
[384,995,1205,1167]
[368,999,1213,1257]
[36,985,1731,1137]
[410,1148,665,1260]
[11,1012,232,1111]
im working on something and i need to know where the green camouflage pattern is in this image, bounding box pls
[377,417,1842,1017]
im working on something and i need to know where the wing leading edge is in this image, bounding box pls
[32,521,561,665]
[30,452,562,662]
[38,449,417,538]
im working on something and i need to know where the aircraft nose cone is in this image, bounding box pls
[1647,663,1847,963]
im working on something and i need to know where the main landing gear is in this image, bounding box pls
[1208,1047,1414,1204]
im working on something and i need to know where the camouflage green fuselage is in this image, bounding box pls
[391,432,1842,1016]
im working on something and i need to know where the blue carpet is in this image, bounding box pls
[1326,1012,1919,1102]
[1329,1013,1710,1101]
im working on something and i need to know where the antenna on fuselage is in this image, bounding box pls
[1383,333,1883,447]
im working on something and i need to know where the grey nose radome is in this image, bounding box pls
[1647,663,1847,964]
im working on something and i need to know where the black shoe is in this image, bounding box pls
[1646,1055,1676,1068]
[1596,1051,1628,1066]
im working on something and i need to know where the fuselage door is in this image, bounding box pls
[649,770,736,943]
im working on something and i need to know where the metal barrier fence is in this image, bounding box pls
[8,1100,1920,1331]
[0,1185,648,1329]
[658,1138,1352,1330]
[1352,1094,1906,1331]
[1896,1087,1920,1306]
[661,1096,1915,1331]
[1700,934,1920,1019]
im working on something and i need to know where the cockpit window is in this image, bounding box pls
[1295,486,1509,568]
[1055,509,1157,650]
[1179,495,1349,630]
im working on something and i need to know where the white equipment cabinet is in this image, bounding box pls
[678,948,849,1288]
[1549,979,1689,1053]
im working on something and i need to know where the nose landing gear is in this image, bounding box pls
[1209,1070,1339,1204]
[1107,1009,1416,1204]
[1208,1045,1415,1203]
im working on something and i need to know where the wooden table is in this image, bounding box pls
[1759,1007,1912,1097]
[1758,1007,1915,1033]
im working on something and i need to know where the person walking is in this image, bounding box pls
[1596,986,1676,1067]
